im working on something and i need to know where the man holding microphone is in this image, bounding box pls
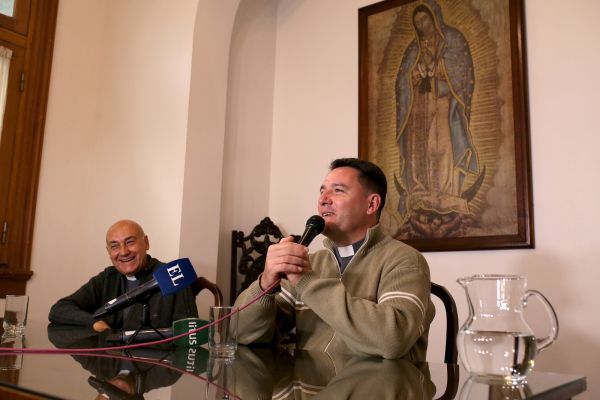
[234,158,434,360]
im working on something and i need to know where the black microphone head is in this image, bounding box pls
[298,215,326,246]
[306,215,325,232]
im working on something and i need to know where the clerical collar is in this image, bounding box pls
[334,239,365,274]
[126,275,137,281]
[336,239,364,257]
[337,244,355,257]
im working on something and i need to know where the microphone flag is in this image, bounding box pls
[172,347,209,374]
[154,257,197,296]
[173,318,209,347]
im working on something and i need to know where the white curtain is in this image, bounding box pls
[0,45,12,142]
[0,0,15,17]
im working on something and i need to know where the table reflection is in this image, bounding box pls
[0,321,584,399]
[0,335,24,371]
[47,323,441,399]
[459,377,534,400]
[292,351,436,399]
[224,346,439,399]
[47,324,192,399]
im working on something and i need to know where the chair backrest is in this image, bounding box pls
[430,282,459,364]
[430,282,460,400]
[191,276,223,307]
[230,217,284,305]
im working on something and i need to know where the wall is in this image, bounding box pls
[217,0,277,303]
[28,0,198,321]
[25,0,201,397]
[178,0,240,318]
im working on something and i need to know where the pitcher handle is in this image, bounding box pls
[523,290,559,351]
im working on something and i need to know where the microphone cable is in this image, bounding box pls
[0,278,281,355]
[0,213,325,396]
[1,215,323,355]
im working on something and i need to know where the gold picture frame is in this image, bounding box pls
[358,0,533,251]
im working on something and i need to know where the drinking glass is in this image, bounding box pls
[3,295,29,337]
[208,306,238,358]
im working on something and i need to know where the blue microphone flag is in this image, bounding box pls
[153,257,197,296]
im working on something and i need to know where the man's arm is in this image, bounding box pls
[48,270,111,330]
[234,278,296,345]
[234,236,308,345]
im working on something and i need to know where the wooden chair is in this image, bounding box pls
[430,282,460,400]
[431,282,459,364]
[191,276,223,306]
[230,217,284,305]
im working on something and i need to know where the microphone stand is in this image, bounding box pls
[126,296,166,345]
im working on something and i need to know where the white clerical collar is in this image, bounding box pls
[126,275,137,281]
[337,244,355,258]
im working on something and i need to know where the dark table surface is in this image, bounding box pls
[0,320,587,400]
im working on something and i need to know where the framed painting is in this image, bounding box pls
[358,0,533,251]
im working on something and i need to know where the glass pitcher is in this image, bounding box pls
[456,275,558,384]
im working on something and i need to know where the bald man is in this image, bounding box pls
[49,220,198,332]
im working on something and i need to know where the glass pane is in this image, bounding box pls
[0,0,15,17]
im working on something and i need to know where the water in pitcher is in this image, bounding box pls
[458,330,537,383]
[456,275,558,384]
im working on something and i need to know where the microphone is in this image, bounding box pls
[106,327,174,344]
[297,215,325,246]
[93,258,197,319]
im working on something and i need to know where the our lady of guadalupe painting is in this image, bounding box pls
[359,0,533,251]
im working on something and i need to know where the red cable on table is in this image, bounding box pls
[0,278,280,354]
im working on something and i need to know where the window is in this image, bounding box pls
[0,0,58,296]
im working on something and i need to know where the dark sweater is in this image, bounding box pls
[48,256,198,330]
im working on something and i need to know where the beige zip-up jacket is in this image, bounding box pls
[235,224,435,360]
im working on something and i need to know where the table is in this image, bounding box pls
[0,321,587,399]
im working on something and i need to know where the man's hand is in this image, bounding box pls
[260,236,311,289]
[93,320,111,332]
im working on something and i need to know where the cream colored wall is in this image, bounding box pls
[178,0,240,319]
[28,0,198,319]
[25,1,201,397]
[267,0,600,398]
[216,0,277,303]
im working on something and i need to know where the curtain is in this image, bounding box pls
[0,45,12,141]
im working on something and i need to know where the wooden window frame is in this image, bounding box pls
[0,0,58,296]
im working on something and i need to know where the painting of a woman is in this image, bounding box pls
[395,0,483,237]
